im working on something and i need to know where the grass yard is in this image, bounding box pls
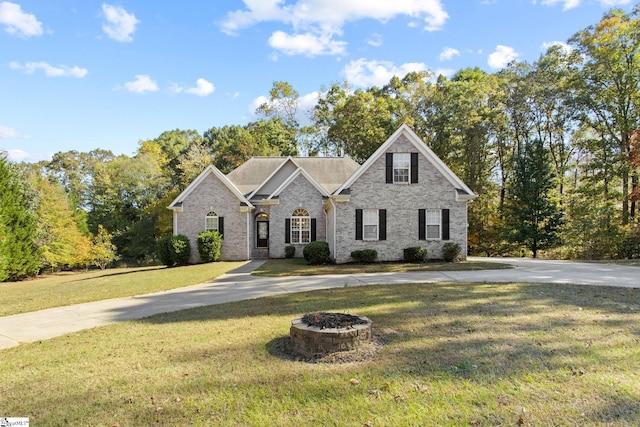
[1,281,638,426]
[0,262,247,317]
[253,258,513,276]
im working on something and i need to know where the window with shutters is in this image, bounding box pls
[205,211,218,232]
[291,208,310,244]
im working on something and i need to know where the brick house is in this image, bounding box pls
[168,124,477,263]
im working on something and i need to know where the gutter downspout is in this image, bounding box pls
[328,197,337,260]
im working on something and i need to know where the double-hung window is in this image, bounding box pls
[363,209,379,240]
[386,152,418,184]
[425,209,441,239]
[393,153,410,183]
[419,208,450,241]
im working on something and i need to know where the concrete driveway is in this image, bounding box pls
[0,257,637,350]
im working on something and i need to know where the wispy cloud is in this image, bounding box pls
[539,0,630,10]
[10,61,88,78]
[102,4,139,42]
[541,41,573,54]
[367,33,383,47]
[0,124,19,138]
[0,1,42,38]
[487,45,519,69]
[221,1,448,57]
[342,58,428,87]
[439,47,460,61]
[123,75,158,93]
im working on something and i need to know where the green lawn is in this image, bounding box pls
[0,262,247,317]
[253,258,513,276]
[1,281,638,426]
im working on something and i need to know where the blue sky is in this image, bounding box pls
[1,0,635,162]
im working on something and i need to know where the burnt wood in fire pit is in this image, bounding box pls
[301,312,369,329]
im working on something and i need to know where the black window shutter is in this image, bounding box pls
[219,217,224,239]
[355,209,363,240]
[285,218,291,244]
[411,152,419,183]
[442,209,450,240]
[378,209,386,241]
[311,218,317,242]
[385,153,393,183]
[418,209,426,240]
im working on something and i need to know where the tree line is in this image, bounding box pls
[2,7,639,281]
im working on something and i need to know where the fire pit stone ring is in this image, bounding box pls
[290,312,373,358]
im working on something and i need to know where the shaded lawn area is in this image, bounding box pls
[0,262,247,317]
[253,258,513,277]
[1,281,638,426]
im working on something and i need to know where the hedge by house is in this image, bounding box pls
[197,231,223,263]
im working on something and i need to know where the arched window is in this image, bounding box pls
[205,211,218,232]
[290,208,310,244]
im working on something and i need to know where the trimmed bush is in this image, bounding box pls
[442,242,462,262]
[156,235,191,267]
[285,245,295,258]
[350,249,378,263]
[197,231,223,263]
[303,241,331,265]
[404,246,428,263]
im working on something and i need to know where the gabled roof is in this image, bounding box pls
[226,156,360,197]
[270,167,330,199]
[334,124,477,199]
[168,165,253,210]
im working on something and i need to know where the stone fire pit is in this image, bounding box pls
[290,312,373,358]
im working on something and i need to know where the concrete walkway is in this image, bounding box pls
[0,258,637,350]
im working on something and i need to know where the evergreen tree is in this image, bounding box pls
[504,139,564,258]
[0,155,41,281]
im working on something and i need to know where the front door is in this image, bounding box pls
[257,220,269,248]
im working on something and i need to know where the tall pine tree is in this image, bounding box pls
[504,139,564,258]
[0,155,41,281]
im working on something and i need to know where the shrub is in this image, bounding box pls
[303,241,331,265]
[350,249,378,263]
[197,231,223,263]
[156,235,191,267]
[404,246,427,263]
[284,245,295,258]
[442,242,462,262]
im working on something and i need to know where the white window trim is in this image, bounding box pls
[363,209,379,241]
[291,208,310,244]
[426,209,441,240]
[393,153,410,184]
[205,211,219,232]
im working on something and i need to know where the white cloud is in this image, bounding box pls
[268,30,347,56]
[0,124,19,138]
[367,33,383,47]
[439,47,460,61]
[541,41,573,54]
[102,4,139,42]
[221,0,448,56]
[0,1,43,38]
[539,0,630,9]
[5,149,52,163]
[10,61,88,78]
[124,75,158,93]
[342,58,428,87]
[249,91,320,125]
[541,0,581,10]
[186,78,215,97]
[487,45,519,69]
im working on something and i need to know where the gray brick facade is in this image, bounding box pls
[169,125,475,264]
[174,173,249,262]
